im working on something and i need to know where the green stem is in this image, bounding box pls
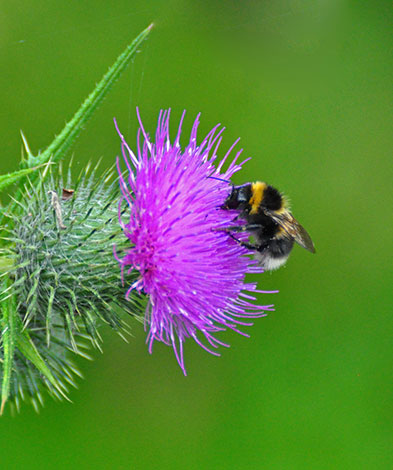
[0,23,153,230]
[24,22,154,170]
[0,276,16,415]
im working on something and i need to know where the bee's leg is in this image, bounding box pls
[214,224,270,251]
[230,213,244,223]
[215,224,262,233]
[226,233,259,250]
[227,233,271,252]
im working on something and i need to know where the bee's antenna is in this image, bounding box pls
[208,176,231,184]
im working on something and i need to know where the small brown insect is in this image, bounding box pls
[62,188,75,200]
[48,190,66,230]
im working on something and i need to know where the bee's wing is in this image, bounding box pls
[266,210,316,253]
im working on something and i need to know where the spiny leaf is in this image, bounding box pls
[25,23,154,170]
[0,24,153,231]
[15,317,70,402]
[0,165,48,192]
[0,279,16,415]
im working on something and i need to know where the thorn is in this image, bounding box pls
[62,393,73,404]
[0,397,6,415]
[20,130,33,158]
[41,156,54,179]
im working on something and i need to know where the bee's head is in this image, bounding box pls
[221,184,251,211]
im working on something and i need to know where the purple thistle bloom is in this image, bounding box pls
[115,109,275,374]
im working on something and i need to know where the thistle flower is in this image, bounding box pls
[115,110,274,374]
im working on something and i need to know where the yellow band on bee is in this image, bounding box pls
[249,182,266,214]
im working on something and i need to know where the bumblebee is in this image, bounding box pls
[220,181,315,270]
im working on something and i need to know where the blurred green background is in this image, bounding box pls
[1,1,392,468]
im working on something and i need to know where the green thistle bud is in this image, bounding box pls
[0,162,145,412]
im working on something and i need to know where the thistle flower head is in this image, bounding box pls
[116,110,274,373]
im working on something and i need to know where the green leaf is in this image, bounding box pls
[24,22,154,170]
[0,166,47,192]
[0,279,16,415]
[15,318,70,402]
[1,284,69,414]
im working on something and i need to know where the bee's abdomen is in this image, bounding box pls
[254,238,294,271]
[248,212,280,239]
